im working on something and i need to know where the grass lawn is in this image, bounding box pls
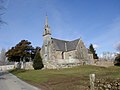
[10,65,120,90]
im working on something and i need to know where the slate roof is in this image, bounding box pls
[52,38,80,52]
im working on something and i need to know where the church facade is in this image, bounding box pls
[41,16,94,69]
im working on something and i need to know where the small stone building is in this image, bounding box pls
[41,16,94,69]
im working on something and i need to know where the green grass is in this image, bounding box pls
[10,65,120,90]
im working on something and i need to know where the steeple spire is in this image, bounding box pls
[43,15,51,36]
[45,14,48,27]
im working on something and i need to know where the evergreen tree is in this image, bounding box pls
[33,50,44,70]
[89,44,99,59]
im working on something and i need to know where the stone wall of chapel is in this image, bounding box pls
[76,40,89,60]
[54,51,63,59]
[40,46,44,59]
[88,54,93,60]
[64,50,78,59]
[52,50,78,60]
[88,54,94,64]
[40,45,47,65]
[49,43,61,60]
[48,42,53,60]
[40,40,52,62]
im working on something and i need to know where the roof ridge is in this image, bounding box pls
[52,37,80,42]
[52,38,69,42]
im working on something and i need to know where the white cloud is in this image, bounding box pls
[114,41,120,52]
[93,44,99,49]
[88,17,120,54]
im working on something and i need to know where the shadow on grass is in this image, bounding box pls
[9,69,27,75]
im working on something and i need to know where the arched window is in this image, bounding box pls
[61,52,64,59]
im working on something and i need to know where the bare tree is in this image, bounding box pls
[0,48,6,63]
[100,52,116,61]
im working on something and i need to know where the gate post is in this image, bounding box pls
[89,74,95,90]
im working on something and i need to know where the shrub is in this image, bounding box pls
[33,51,44,70]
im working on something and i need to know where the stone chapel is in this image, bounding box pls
[40,16,94,69]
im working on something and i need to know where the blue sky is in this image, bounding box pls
[0,0,120,55]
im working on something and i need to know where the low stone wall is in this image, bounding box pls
[95,78,120,90]
[95,60,114,67]
[44,59,84,69]
[14,62,34,70]
[56,59,81,64]
[24,62,34,70]
[0,65,14,71]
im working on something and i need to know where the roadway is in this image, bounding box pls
[0,71,40,90]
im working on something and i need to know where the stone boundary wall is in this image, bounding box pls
[95,78,120,90]
[94,60,114,67]
[24,62,34,70]
[56,59,81,64]
[14,62,34,70]
[44,59,84,69]
[0,65,14,71]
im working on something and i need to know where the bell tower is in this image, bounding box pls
[43,15,51,45]
[43,15,51,62]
